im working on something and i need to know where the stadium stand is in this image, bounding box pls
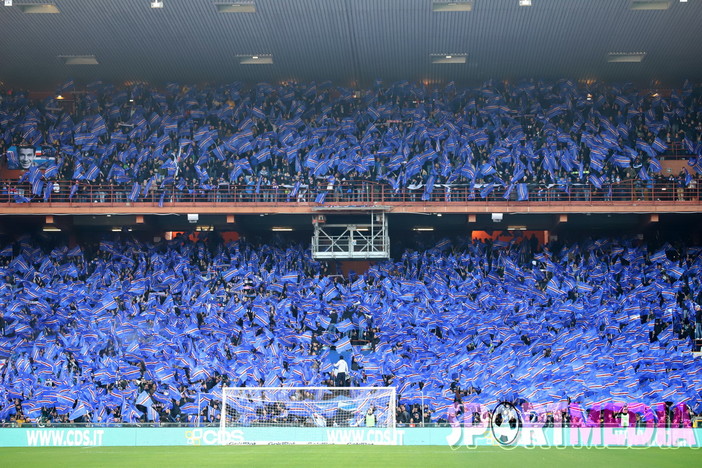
[0,232,699,428]
[1,80,702,206]
[4,2,702,464]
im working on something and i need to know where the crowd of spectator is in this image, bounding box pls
[1,79,702,204]
[0,231,700,428]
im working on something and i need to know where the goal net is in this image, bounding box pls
[220,387,397,445]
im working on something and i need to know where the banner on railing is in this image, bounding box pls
[1,427,701,448]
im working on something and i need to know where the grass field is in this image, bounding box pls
[1,445,699,468]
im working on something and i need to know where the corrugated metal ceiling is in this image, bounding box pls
[0,0,700,89]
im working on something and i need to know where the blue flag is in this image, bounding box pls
[517,183,529,201]
[314,192,327,204]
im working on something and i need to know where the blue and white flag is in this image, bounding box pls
[314,192,327,204]
[516,183,529,201]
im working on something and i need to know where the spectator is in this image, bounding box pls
[332,356,348,387]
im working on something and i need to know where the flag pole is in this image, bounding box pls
[421,391,425,428]
[197,392,201,428]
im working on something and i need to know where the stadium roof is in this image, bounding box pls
[0,0,701,89]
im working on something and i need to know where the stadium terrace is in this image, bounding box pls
[0,234,700,430]
[1,80,701,205]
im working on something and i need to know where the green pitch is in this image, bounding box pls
[1,445,699,468]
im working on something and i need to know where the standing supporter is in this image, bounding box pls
[333,356,348,387]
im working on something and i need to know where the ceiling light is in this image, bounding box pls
[607,52,646,63]
[16,3,60,13]
[431,54,467,64]
[432,0,473,12]
[630,0,671,10]
[43,226,61,232]
[519,0,532,6]
[215,2,255,13]
[150,1,164,8]
[507,226,527,231]
[56,94,64,100]
[237,54,273,65]
[4,1,12,7]
[412,227,434,232]
[271,227,293,232]
[59,55,99,66]
[111,227,122,232]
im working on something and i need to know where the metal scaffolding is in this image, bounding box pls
[311,212,390,259]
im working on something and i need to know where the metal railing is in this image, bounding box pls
[0,178,700,206]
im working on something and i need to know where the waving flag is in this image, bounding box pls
[84,164,100,181]
[128,182,141,202]
[636,140,656,158]
[652,137,668,154]
[335,336,352,353]
[517,183,529,201]
[281,273,299,284]
[60,79,75,92]
[314,192,327,204]
[480,183,494,199]
[323,286,339,302]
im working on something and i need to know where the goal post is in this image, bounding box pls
[219,387,398,445]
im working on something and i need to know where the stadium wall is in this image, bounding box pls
[2,427,701,448]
